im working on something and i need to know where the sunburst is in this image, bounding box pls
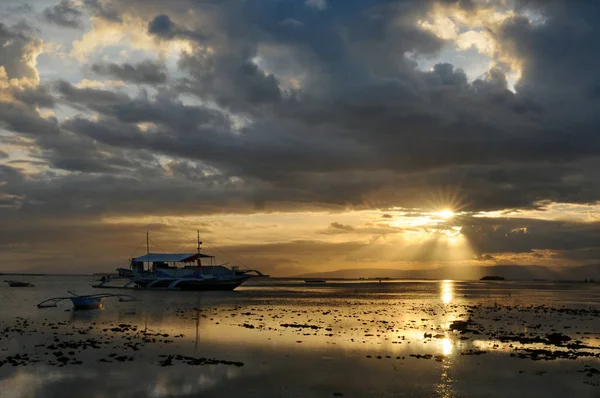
[436,209,455,219]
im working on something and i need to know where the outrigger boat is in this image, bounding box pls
[36,291,135,310]
[93,231,267,291]
[4,280,34,287]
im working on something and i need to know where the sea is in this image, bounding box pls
[1,276,600,398]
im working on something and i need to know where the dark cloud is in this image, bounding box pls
[35,130,148,173]
[13,85,55,108]
[29,0,598,217]
[163,160,221,182]
[4,4,33,15]
[504,1,600,93]
[320,221,404,236]
[55,81,231,131]
[324,222,355,233]
[148,14,206,41]
[495,0,600,146]
[0,22,42,81]
[0,22,58,138]
[55,79,130,109]
[42,0,83,28]
[83,0,121,22]
[176,57,283,111]
[0,101,59,137]
[148,14,176,38]
[2,0,600,273]
[0,157,265,220]
[90,60,168,84]
[455,215,600,263]
[52,70,599,213]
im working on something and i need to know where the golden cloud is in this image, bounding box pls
[417,1,525,86]
[75,78,126,89]
[70,16,195,62]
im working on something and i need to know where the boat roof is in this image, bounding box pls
[132,253,214,262]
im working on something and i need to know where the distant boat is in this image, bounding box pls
[480,276,505,281]
[36,291,135,310]
[4,280,34,287]
[304,279,326,284]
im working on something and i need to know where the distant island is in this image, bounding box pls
[296,264,600,281]
[480,276,505,281]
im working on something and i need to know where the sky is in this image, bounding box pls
[1,0,600,276]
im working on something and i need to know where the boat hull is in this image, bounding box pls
[178,279,247,291]
[133,276,250,291]
[70,297,104,310]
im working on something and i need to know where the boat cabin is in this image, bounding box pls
[130,252,216,272]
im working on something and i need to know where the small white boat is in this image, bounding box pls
[36,291,136,310]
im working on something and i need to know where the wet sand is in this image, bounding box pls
[1,277,599,397]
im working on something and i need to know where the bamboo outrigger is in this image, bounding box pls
[36,291,136,310]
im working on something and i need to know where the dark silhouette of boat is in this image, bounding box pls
[304,279,326,283]
[480,276,505,281]
[4,280,34,287]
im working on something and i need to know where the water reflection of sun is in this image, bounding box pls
[441,337,453,356]
[441,280,454,304]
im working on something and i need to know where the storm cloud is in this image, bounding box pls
[2,0,600,274]
[42,0,84,29]
[90,60,168,84]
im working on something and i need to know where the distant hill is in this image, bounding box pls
[296,264,600,281]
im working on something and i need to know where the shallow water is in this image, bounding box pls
[1,277,600,397]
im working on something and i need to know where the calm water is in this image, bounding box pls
[1,276,600,397]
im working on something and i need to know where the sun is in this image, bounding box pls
[437,209,455,219]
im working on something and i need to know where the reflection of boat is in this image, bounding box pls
[4,280,34,287]
[36,291,135,310]
[93,231,267,291]
[304,279,326,284]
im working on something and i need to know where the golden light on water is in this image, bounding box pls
[441,280,454,304]
[441,337,453,356]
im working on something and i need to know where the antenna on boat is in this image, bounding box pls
[146,231,149,254]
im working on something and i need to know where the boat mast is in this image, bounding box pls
[146,231,149,254]
[197,230,202,268]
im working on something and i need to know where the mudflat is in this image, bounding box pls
[1,276,599,397]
